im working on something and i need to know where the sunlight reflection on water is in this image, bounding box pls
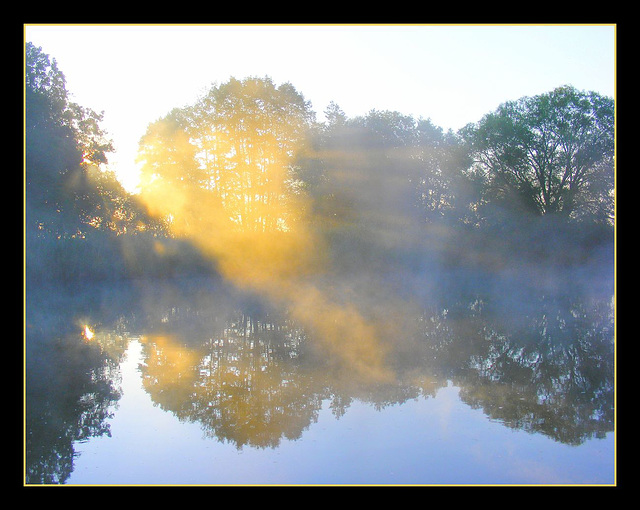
[66,338,614,486]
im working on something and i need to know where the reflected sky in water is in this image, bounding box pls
[25,274,614,485]
[67,340,613,485]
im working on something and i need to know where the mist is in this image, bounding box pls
[26,51,615,385]
[24,39,616,486]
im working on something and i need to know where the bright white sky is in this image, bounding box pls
[24,24,616,193]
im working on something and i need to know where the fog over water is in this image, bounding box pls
[25,43,615,484]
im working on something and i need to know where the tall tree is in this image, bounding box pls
[413,118,475,225]
[25,42,115,238]
[26,43,174,284]
[138,76,316,234]
[460,86,614,223]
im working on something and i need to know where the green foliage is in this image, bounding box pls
[25,43,184,283]
[460,85,614,223]
[26,43,615,285]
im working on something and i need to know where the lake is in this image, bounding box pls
[25,266,615,486]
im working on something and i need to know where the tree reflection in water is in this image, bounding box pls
[24,274,614,483]
[25,284,129,484]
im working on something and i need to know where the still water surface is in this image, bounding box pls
[25,273,615,485]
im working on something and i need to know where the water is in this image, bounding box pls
[25,274,615,485]
[69,340,614,485]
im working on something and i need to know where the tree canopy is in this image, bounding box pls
[25,43,183,283]
[26,43,615,284]
[25,42,158,240]
[137,77,316,234]
[460,86,614,224]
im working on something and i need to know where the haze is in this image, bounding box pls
[24,24,615,193]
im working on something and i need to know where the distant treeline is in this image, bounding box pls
[25,43,614,286]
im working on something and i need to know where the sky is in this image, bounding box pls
[24,24,616,193]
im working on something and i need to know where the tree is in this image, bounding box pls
[413,118,475,225]
[25,42,115,238]
[138,77,316,235]
[460,86,614,224]
[136,108,205,234]
[136,76,323,286]
[26,43,174,283]
[312,109,421,224]
[323,101,347,129]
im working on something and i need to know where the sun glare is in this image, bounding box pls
[133,77,398,382]
[83,325,95,341]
